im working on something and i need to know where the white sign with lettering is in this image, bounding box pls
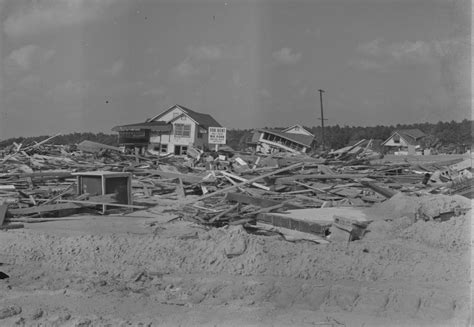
[208,127,227,144]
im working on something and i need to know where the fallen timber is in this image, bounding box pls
[0,138,471,242]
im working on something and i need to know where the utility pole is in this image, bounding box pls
[318,89,327,151]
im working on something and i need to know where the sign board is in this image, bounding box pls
[208,127,227,144]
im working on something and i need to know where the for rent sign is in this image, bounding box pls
[208,127,227,144]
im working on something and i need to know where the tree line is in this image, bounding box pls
[227,119,473,151]
[0,119,471,152]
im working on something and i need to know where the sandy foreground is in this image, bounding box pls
[0,195,471,327]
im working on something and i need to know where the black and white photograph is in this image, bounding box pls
[0,0,471,326]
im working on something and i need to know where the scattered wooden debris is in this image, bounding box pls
[0,138,470,243]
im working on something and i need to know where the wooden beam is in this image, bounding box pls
[186,162,304,204]
[144,170,206,184]
[220,171,270,191]
[41,183,76,205]
[225,192,303,209]
[23,133,61,151]
[8,202,86,215]
[0,171,72,179]
[274,173,367,185]
[359,181,398,198]
[56,199,146,209]
[209,204,239,223]
[0,204,8,226]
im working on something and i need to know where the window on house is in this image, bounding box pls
[174,124,191,137]
[174,145,187,155]
[153,144,168,152]
[393,134,400,143]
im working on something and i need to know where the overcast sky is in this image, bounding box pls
[0,0,471,138]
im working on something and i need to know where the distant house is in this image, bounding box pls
[248,125,316,154]
[112,104,221,155]
[381,129,427,154]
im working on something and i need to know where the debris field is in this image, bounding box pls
[0,138,472,326]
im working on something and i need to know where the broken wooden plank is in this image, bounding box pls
[0,171,72,179]
[56,199,146,209]
[225,192,304,209]
[7,194,117,216]
[8,202,86,215]
[0,204,8,226]
[186,162,305,204]
[220,171,270,191]
[222,175,258,196]
[274,173,368,185]
[145,170,206,184]
[360,180,398,198]
[23,133,61,151]
[209,204,239,223]
[41,183,76,205]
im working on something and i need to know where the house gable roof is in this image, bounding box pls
[259,129,315,147]
[148,104,221,128]
[382,129,427,146]
[398,129,426,140]
[282,124,314,136]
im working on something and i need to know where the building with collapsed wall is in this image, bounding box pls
[248,124,317,154]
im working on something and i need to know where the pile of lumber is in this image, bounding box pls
[0,138,471,240]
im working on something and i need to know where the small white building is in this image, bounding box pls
[382,129,427,155]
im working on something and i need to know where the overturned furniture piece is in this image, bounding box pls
[73,171,132,213]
